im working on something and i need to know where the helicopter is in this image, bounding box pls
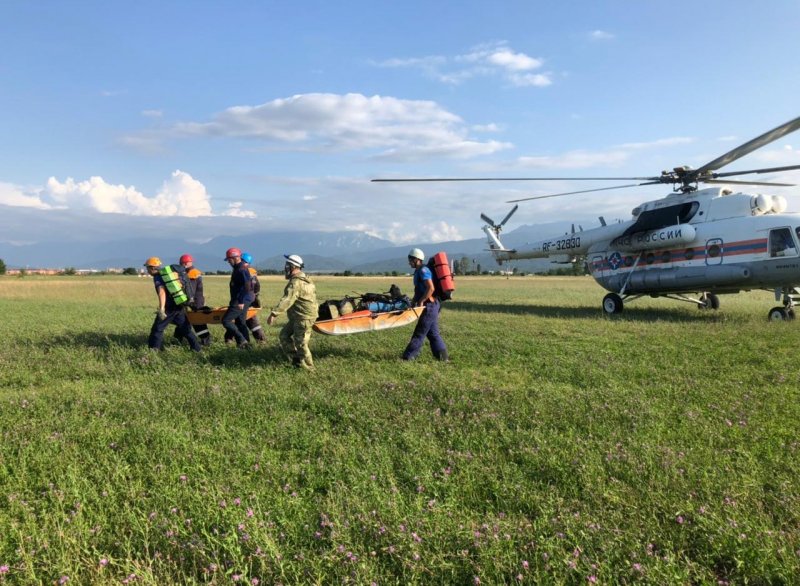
[374,116,800,320]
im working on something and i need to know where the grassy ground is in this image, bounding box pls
[0,274,798,584]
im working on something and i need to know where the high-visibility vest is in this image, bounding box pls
[159,265,189,306]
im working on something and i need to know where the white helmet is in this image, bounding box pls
[284,254,304,269]
[408,248,425,261]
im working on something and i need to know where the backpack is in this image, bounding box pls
[426,252,455,301]
[160,264,189,306]
[170,263,190,294]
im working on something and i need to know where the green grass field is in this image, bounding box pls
[1,275,798,584]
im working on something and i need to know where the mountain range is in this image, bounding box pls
[0,222,581,273]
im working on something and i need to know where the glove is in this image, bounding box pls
[157,308,167,320]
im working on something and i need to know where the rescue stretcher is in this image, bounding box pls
[312,305,424,336]
[186,306,261,325]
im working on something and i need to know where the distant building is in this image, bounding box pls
[4,268,124,275]
[5,268,59,275]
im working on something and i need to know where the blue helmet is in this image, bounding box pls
[242,252,253,264]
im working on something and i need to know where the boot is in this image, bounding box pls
[437,350,449,363]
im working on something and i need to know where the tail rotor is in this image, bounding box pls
[481,204,519,234]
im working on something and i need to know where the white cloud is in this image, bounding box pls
[425,221,463,242]
[751,145,800,165]
[374,56,446,69]
[616,137,695,150]
[589,30,615,41]
[116,133,167,155]
[138,93,508,161]
[472,123,502,133]
[222,201,257,218]
[44,172,207,216]
[0,182,51,209]
[511,137,695,170]
[516,149,629,169]
[374,42,552,88]
[142,109,163,118]
[345,220,462,244]
[375,139,512,162]
[508,73,552,87]
[34,170,255,218]
[485,48,543,71]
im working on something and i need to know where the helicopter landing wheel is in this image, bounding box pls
[698,293,720,310]
[603,293,624,315]
[768,306,794,321]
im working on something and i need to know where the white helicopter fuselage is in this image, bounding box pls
[485,187,800,299]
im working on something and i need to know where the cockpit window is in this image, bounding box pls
[769,228,797,258]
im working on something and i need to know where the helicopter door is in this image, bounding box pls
[705,238,723,266]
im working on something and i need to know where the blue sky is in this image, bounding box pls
[2,0,800,247]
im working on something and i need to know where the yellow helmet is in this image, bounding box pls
[143,256,162,268]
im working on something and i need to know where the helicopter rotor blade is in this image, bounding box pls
[499,204,519,227]
[711,163,800,179]
[693,116,800,175]
[506,182,660,203]
[703,178,795,187]
[372,176,658,182]
[480,213,496,226]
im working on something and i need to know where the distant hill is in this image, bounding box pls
[0,222,582,273]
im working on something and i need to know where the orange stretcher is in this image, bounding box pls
[186,306,261,325]
[312,306,424,336]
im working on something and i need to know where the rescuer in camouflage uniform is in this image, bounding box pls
[266,254,318,369]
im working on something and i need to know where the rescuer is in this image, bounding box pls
[266,254,318,369]
[174,253,212,346]
[222,247,255,349]
[401,248,448,362]
[224,252,266,343]
[143,256,201,352]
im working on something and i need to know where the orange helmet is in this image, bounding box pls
[179,254,193,264]
[224,247,242,260]
[143,256,162,268]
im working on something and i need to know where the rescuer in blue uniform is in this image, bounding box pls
[143,256,201,352]
[224,252,267,343]
[401,248,448,361]
[222,247,255,349]
[174,253,212,346]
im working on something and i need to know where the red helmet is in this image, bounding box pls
[224,247,242,260]
[179,254,193,264]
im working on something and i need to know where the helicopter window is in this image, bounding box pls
[708,244,721,258]
[769,228,797,258]
[661,251,671,263]
[645,253,655,265]
[624,255,634,267]
[685,248,695,261]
